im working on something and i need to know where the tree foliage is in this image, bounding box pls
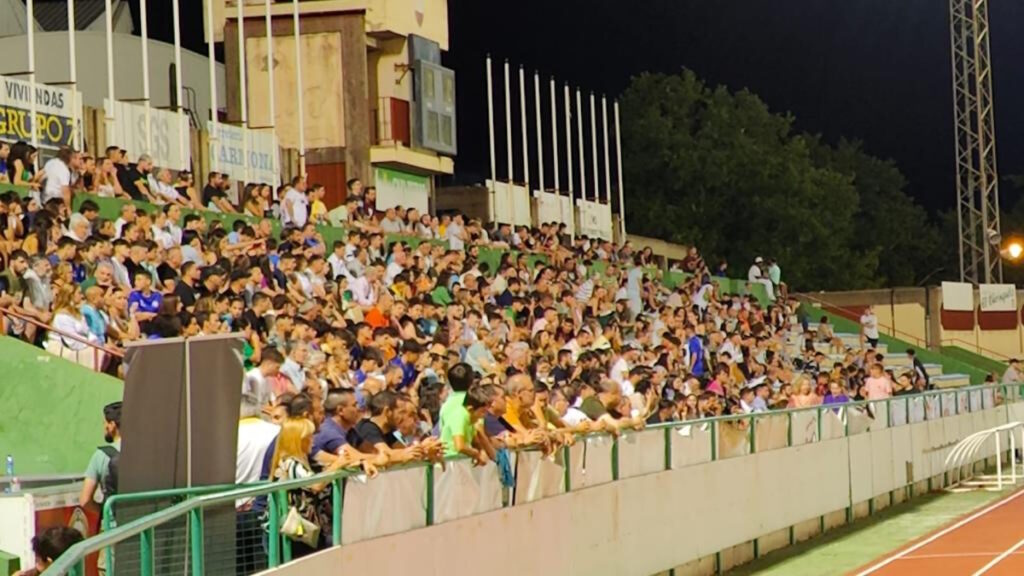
[620,70,943,291]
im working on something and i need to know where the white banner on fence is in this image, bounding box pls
[1,75,83,150]
[207,122,280,185]
[105,99,189,170]
[534,190,575,236]
[979,284,1017,312]
[487,180,531,226]
[941,281,975,312]
[578,199,613,241]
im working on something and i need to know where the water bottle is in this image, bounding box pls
[4,455,14,494]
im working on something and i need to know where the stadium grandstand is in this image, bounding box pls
[3,1,1024,576]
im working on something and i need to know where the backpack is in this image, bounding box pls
[98,445,120,497]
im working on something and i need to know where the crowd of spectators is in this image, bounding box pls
[3,140,950,558]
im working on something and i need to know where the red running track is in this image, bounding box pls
[853,487,1024,575]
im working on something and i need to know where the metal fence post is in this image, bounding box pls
[189,508,204,576]
[711,421,718,461]
[817,407,823,441]
[140,527,154,576]
[426,464,435,526]
[749,415,756,454]
[563,445,572,491]
[664,427,673,470]
[787,412,793,447]
[332,476,344,546]
[612,436,620,481]
[267,492,280,567]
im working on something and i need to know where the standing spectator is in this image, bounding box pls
[906,349,930,390]
[282,177,309,228]
[860,305,880,348]
[1002,359,1023,384]
[41,147,78,207]
[445,213,467,251]
[78,402,122,511]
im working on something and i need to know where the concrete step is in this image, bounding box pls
[932,374,972,389]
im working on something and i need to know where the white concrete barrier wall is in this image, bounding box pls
[268,398,1024,576]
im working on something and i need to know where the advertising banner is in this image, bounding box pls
[105,99,189,170]
[0,75,82,150]
[486,179,530,226]
[535,190,575,236]
[375,166,430,214]
[941,281,974,311]
[578,199,613,241]
[208,122,280,185]
[979,283,1016,312]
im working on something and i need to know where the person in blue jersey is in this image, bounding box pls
[126,269,162,328]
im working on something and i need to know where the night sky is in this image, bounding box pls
[143,0,1024,214]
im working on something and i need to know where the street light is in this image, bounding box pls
[1004,241,1024,261]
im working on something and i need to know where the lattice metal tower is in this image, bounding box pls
[950,0,1002,284]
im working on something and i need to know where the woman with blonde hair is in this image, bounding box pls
[788,375,821,408]
[45,284,104,370]
[269,417,371,555]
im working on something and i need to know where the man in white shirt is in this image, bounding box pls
[281,177,309,228]
[349,265,380,308]
[446,213,467,251]
[860,306,880,348]
[327,241,350,281]
[152,168,189,205]
[42,147,78,206]
[114,203,137,238]
[1003,359,1023,384]
[748,256,775,301]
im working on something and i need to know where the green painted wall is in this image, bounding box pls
[0,337,123,476]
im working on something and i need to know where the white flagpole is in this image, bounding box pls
[264,0,276,129]
[237,0,250,184]
[292,0,305,176]
[518,66,529,195]
[141,0,152,155]
[534,71,544,195]
[615,100,626,244]
[564,84,574,242]
[207,0,219,171]
[172,0,186,168]
[576,89,586,204]
[550,77,560,192]
[67,0,80,150]
[590,92,598,203]
[103,0,114,130]
[504,60,512,185]
[602,95,611,205]
[26,0,38,152]
[486,55,497,222]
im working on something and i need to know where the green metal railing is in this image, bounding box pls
[46,383,1024,575]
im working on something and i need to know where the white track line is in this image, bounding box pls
[971,537,1024,575]
[855,488,1024,575]
[904,552,1024,560]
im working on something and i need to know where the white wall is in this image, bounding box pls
[0,31,224,128]
[264,398,1021,576]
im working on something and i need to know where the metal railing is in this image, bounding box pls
[0,306,124,373]
[941,336,1014,362]
[45,382,1024,576]
[797,292,929,348]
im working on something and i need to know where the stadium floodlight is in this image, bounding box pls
[1000,239,1024,261]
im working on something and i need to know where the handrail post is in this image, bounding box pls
[787,412,793,447]
[749,415,756,454]
[563,444,572,491]
[331,476,344,546]
[816,407,823,441]
[710,421,718,461]
[611,436,620,480]
[188,508,204,576]
[664,427,673,470]
[267,492,280,567]
[140,527,154,576]
[425,463,435,526]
